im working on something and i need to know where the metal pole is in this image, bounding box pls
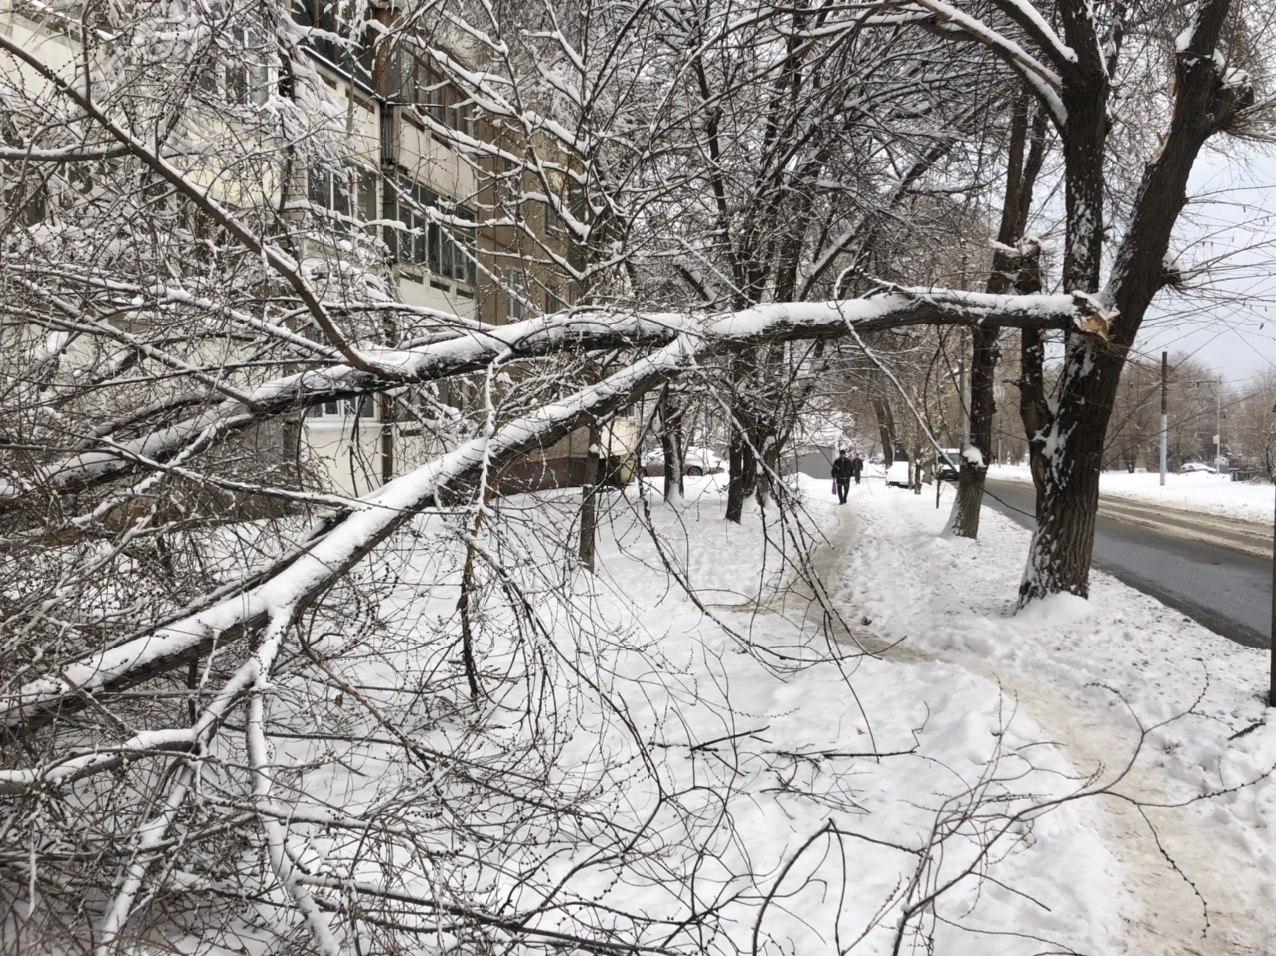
[1270,469,1275,706]
[1159,351,1168,486]
[1216,385,1222,472]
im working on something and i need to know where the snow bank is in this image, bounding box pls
[139,475,1270,954]
[990,463,1275,525]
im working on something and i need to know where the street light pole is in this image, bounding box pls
[1159,352,1168,486]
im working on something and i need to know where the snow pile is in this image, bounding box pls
[561,477,1133,952]
[235,475,1137,954]
[990,462,1275,525]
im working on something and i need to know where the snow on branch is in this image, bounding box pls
[872,0,1068,125]
[0,293,1095,507]
[0,288,1105,733]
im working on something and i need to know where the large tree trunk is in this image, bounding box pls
[725,354,761,523]
[949,97,1045,538]
[1012,7,1111,598]
[725,421,757,523]
[1018,325,1050,501]
[658,390,685,503]
[1019,341,1118,600]
[947,326,998,536]
[1019,3,1247,601]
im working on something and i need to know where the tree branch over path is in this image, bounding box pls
[0,291,1106,738]
[1,292,1099,508]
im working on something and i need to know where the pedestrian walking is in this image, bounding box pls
[831,449,853,504]
[851,454,863,484]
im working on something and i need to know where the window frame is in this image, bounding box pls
[307,395,376,424]
[310,164,379,240]
[395,52,474,137]
[389,180,476,286]
[505,268,529,323]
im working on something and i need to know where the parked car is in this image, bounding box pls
[1180,462,1218,474]
[936,448,962,481]
[641,445,726,477]
[885,460,912,487]
[682,445,724,476]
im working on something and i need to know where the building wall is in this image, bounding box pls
[3,0,635,503]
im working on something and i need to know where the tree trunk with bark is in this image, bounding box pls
[872,395,897,467]
[578,422,602,571]
[1019,2,1249,601]
[725,419,757,523]
[948,326,998,535]
[949,98,1046,538]
[659,390,685,503]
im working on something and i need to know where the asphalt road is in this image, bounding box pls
[982,478,1272,650]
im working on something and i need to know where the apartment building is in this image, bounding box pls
[293,6,637,496]
[1,0,635,502]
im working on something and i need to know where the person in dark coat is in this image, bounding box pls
[831,449,853,504]
[851,454,864,484]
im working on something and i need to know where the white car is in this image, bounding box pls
[682,445,725,476]
[936,448,961,481]
[642,445,726,477]
[1180,462,1217,474]
[885,460,912,487]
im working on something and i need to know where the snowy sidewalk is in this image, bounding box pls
[808,479,1275,955]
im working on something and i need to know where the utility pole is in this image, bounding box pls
[1215,384,1223,472]
[1271,426,1275,706]
[1159,351,1169,486]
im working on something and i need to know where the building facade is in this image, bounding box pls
[1,0,634,502]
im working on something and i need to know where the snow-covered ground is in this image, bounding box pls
[829,478,1274,953]
[989,462,1275,525]
[213,475,1273,953]
[585,478,1134,953]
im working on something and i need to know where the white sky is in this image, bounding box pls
[1138,145,1276,384]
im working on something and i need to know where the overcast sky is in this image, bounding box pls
[1139,145,1276,385]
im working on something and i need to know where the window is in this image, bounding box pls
[505,269,529,322]
[390,181,476,284]
[395,53,474,136]
[310,165,378,238]
[391,181,433,267]
[545,284,565,314]
[356,169,378,234]
[308,396,374,420]
[293,0,374,87]
[198,23,269,106]
[431,206,476,285]
[545,196,560,233]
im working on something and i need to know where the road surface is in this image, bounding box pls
[983,478,1271,649]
